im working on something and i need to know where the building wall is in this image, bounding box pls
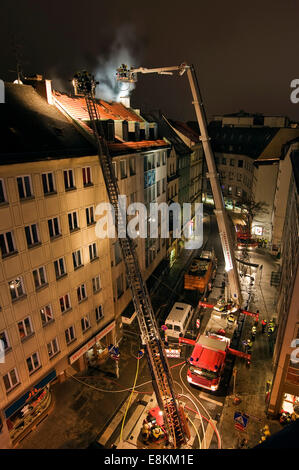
[252,162,279,243]
[202,152,255,209]
[271,145,299,252]
[268,163,299,416]
[110,148,168,319]
[0,156,115,413]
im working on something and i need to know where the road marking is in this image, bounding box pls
[198,392,223,407]
[203,419,217,448]
[98,394,139,446]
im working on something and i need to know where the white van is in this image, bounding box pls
[164,302,194,342]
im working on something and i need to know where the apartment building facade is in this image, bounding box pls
[267,144,299,416]
[0,83,116,447]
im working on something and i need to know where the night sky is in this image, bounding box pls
[2,0,299,121]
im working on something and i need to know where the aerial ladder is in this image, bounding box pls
[116,63,243,306]
[72,71,186,448]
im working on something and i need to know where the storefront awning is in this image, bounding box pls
[4,369,56,419]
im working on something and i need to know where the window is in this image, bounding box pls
[26,352,41,374]
[65,325,76,345]
[95,305,104,322]
[72,250,83,270]
[48,217,61,238]
[0,232,17,257]
[129,157,136,176]
[47,338,60,358]
[82,167,92,186]
[42,173,56,194]
[33,266,47,289]
[116,274,124,298]
[157,180,160,197]
[228,186,233,195]
[40,304,54,326]
[236,187,242,197]
[86,206,95,225]
[17,176,33,199]
[68,211,79,232]
[230,159,235,167]
[120,160,127,179]
[18,316,34,340]
[3,368,19,392]
[77,284,87,302]
[25,224,40,247]
[0,330,10,351]
[60,293,71,313]
[81,315,90,332]
[237,173,242,182]
[54,257,67,279]
[238,160,244,168]
[162,152,166,165]
[0,179,7,203]
[92,275,101,293]
[156,154,161,167]
[114,242,122,265]
[162,177,166,193]
[112,162,118,179]
[89,242,98,261]
[63,169,75,190]
[9,277,25,301]
[222,157,227,165]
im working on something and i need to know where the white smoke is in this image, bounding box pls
[94,26,139,103]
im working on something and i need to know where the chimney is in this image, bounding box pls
[23,74,53,105]
[118,95,130,108]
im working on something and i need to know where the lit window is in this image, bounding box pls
[18,316,34,340]
[9,277,25,301]
[40,304,54,326]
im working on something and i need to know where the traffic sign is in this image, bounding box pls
[161,325,168,331]
[234,412,249,430]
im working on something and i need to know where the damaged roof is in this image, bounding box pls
[53,91,144,122]
[0,83,95,164]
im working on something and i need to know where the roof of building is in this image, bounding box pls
[208,122,279,159]
[53,91,144,122]
[257,128,299,162]
[0,83,95,164]
[108,139,168,156]
[143,111,191,156]
[0,83,168,164]
[168,120,200,144]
